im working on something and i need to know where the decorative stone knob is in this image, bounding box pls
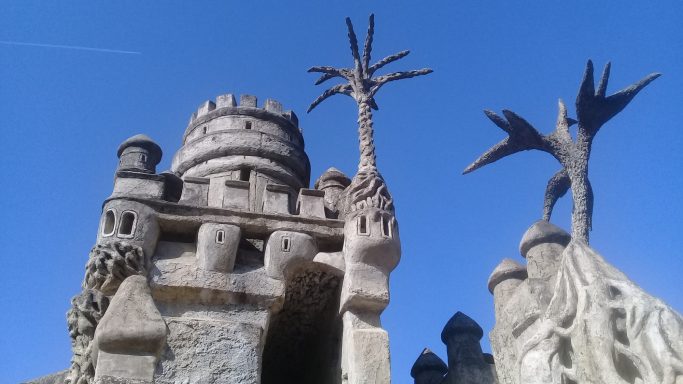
[411,348,447,384]
[487,258,527,294]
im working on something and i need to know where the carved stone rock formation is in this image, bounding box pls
[340,168,394,217]
[489,221,683,384]
[93,275,166,383]
[65,290,109,384]
[65,242,149,384]
[84,242,148,295]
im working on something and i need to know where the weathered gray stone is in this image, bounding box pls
[155,319,262,384]
[488,221,683,384]
[216,93,236,108]
[262,183,291,214]
[297,188,326,218]
[112,172,165,200]
[315,167,351,218]
[196,223,241,272]
[94,275,166,383]
[23,370,69,384]
[117,134,162,175]
[264,230,318,280]
[223,179,250,210]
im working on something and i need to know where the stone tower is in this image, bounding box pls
[64,93,401,384]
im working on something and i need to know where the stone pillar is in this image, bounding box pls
[441,312,496,384]
[411,348,448,384]
[93,275,166,384]
[339,207,401,384]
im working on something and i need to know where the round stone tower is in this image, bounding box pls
[171,93,311,211]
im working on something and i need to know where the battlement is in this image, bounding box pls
[187,93,299,129]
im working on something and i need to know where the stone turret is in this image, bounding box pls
[117,134,162,174]
[441,312,497,384]
[172,93,310,212]
[412,312,497,384]
[315,167,351,218]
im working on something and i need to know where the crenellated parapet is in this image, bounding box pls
[185,93,300,139]
[172,93,311,213]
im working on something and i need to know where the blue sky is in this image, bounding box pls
[1,1,681,383]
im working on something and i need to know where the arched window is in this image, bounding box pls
[140,153,147,162]
[101,209,116,237]
[118,211,137,238]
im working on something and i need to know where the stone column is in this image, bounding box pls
[339,207,400,384]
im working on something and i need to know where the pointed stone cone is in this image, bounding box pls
[410,348,447,384]
[93,275,166,383]
[95,275,166,355]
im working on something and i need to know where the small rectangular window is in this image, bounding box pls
[281,236,291,252]
[245,121,252,130]
[215,230,225,244]
[381,216,391,238]
[358,215,369,236]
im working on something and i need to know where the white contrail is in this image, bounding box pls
[0,40,141,55]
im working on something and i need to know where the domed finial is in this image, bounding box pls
[441,311,483,344]
[116,134,162,174]
[410,348,447,382]
[314,167,351,190]
[519,220,570,258]
[487,258,527,294]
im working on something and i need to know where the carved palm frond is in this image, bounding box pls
[463,110,550,174]
[307,14,432,112]
[576,60,660,135]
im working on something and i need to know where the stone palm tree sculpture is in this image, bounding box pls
[308,14,432,215]
[464,61,660,242]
